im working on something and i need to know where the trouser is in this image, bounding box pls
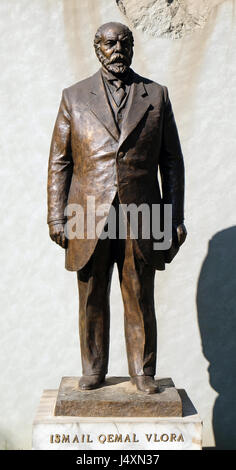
[77,194,157,378]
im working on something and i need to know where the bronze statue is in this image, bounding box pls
[47,22,187,394]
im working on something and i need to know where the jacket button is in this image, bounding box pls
[118,151,125,158]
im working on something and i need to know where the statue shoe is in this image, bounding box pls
[79,374,105,390]
[131,375,159,394]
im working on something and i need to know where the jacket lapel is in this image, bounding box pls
[86,69,153,146]
[119,75,152,149]
[87,70,120,142]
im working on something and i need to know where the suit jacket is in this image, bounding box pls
[47,69,185,271]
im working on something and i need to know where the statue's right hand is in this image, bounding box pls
[49,223,67,249]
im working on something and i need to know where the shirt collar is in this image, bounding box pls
[101,67,133,85]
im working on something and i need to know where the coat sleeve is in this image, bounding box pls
[47,89,73,225]
[159,86,185,226]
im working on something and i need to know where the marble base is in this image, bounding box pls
[32,377,202,450]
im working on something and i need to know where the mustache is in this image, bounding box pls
[109,53,130,65]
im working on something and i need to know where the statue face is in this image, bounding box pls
[96,23,133,76]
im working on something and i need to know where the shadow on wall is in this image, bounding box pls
[197,226,236,449]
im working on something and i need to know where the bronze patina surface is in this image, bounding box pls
[54,377,182,417]
[47,22,187,394]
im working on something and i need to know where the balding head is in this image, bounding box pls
[94,22,134,77]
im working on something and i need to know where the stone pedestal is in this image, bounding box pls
[54,376,182,417]
[32,377,202,450]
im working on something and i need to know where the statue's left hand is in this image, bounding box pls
[176,223,187,247]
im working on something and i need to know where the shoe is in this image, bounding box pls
[131,376,159,394]
[79,374,105,390]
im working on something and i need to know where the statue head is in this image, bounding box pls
[94,22,134,77]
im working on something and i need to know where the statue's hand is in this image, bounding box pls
[49,223,67,249]
[176,223,187,247]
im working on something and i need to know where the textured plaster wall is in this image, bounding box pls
[1,0,236,450]
[117,0,227,38]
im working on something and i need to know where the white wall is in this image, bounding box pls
[1,0,236,449]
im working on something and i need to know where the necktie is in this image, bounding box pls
[113,79,126,107]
